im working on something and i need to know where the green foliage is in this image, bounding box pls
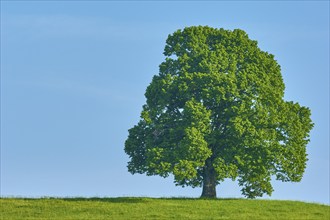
[125,26,314,198]
[1,198,329,220]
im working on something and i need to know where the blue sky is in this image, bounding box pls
[1,1,329,204]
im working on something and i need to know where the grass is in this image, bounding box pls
[1,197,329,219]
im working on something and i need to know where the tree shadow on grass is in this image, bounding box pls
[58,197,245,204]
[159,197,244,201]
[6,197,244,203]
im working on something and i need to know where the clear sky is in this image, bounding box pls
[1,1,329,204]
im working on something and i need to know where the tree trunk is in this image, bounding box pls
[201,160,217,198]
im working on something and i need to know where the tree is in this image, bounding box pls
[124,26,314,198]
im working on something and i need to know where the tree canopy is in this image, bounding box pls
[124,26,314,198]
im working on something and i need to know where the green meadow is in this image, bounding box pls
[1,197,329,219]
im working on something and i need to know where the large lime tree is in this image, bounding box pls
[124,26,313,198]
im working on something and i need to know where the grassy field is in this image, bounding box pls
[1,197,329,219]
